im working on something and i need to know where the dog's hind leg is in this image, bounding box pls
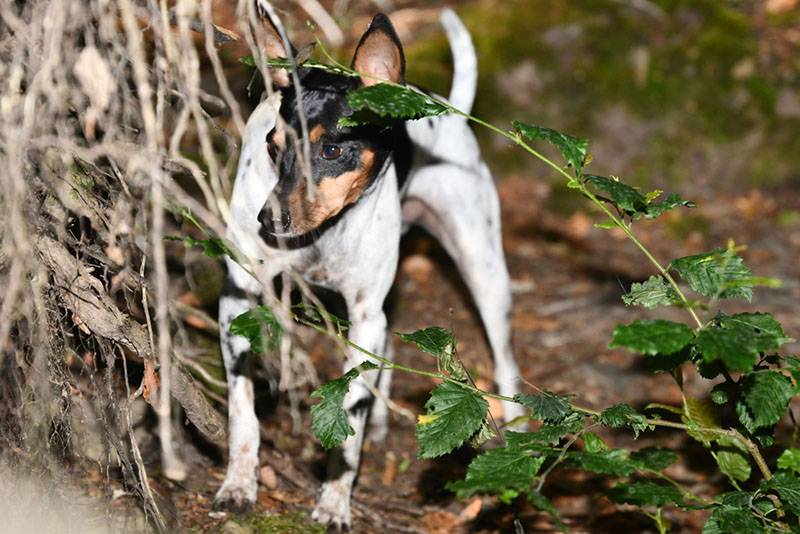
[213,259,263,513]
[403,163,525,424]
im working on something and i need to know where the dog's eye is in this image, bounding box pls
[321,144,342,160]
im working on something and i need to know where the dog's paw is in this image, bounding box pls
[312,482,352,531]
[213,483,256,515]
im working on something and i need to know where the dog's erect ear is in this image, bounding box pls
[352,14,405,86]
[254,1,292,86]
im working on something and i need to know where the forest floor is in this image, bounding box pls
[10,1,799,532]
[133,176,800,533]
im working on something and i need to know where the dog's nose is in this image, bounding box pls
[258,206,291,233]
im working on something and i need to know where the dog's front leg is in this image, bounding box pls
[214,261,262,513]
[312,304,388,529]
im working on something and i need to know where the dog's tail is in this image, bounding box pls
[441,8,477,115]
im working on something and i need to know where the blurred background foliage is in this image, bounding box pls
[398,0,800,196]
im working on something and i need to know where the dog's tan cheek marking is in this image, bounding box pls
[312,149,376,224]
[309,124,326,144]
[285,150,375,234]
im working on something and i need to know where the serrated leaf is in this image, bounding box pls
[397,327,464,380]
[597,404,652,437]
[682,397,720,446]
[783,356,800,387]
[671,248,754,300]
[714,450,751,483]
[528,492,568,533]
[585,175,648,214]
[778,448,800,474]
[702,505,762,534]
[513,121,588,174]
[582,432,608,453]
[763,472,800,515]
[166,235,238,260]
[416,382,488,458]
[569,449,639,476]
[469,419,496,448]
[606,481,683,507]
[642,349,692,374]
[230,305,283,352]
[342,83,448,127]
[696,313,790,372]
[514,391,572,423]
[446,448,544,498]
[645,193,696,219]
[738,371,794,430]
[506,414,584,450]
[310,362,379,449]
[622,276,681,309]
[610,320,694,356]
[710,384,730,405]
[631,447,679,471]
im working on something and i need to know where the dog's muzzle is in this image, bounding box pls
[258,205,292,237]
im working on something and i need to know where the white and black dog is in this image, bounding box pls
[214,6,524,528]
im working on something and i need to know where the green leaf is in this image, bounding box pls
[397,327,464,380]
[166,235,238,260]
[782,355,800,386]
[597,404,652,437]
[582,432,608,453]
[528,492,568,533]
[763,472,800,515]
[645,192,696,219]
[310,362,379,449]
[622,276,681,309]
[446,447,545,498]
[585,175,647,214]
[671,248,754,300]
[513,121,588,174]
[682,397,720,446]
[710,384,730,405]
[738,371,794,429]
[642,349,692,374]
[610,320,694,356]
[342,83,448,127]
[514,391,572,423]
[777,448,800,474]
[416,382,489,458]
[696,313,790,372]
[714,450,751,483]
[630,447,679,471]
[506,414,584,450]
[569,449,639,476]
[702,505,762,534]
[606,481,683,508]
[469,419,496,448]
[230,305,283,352]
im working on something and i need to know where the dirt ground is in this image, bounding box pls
[8,1,799,532]
[133,175,798,533]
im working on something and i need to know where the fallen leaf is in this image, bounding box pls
[382,451,397,486]
[142,358,159,404]
[259,464,277,489]
[459,497,482,521]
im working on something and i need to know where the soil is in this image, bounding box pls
[153,176,800,533]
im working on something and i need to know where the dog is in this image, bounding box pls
[214,6,524,528]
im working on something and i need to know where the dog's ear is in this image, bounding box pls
[352,14,405,86]
[254,1,292,87]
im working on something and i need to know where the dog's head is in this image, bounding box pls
[254,9,405,245]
